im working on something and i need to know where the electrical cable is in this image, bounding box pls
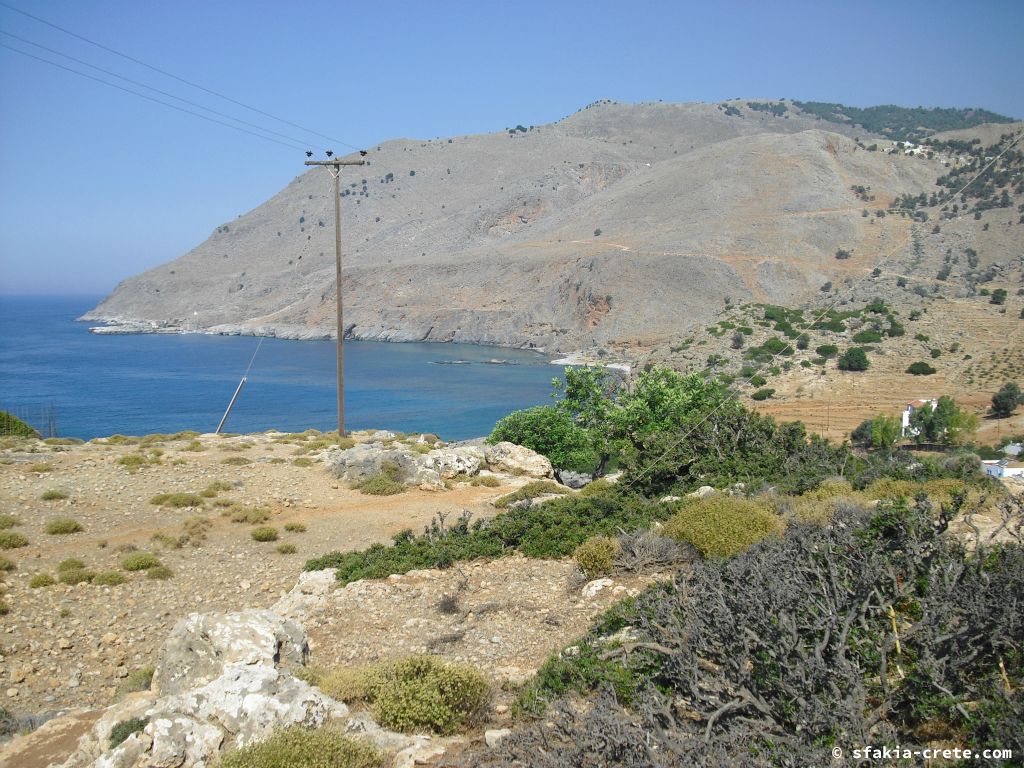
[0,42,310,151]
[0,0,357,150]
[0,29,326,151]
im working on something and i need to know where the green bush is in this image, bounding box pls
[815,344,838,358]
[0,532,29,549]
[277,543,298,554]
[493,480,566,508]
[292,457,315,467]
[313,656,489,735]
[57,558,86,573]
[109,718,147,748]
[852,330,883,343]
[573,536,619,578]
[0,411,38,437]
[306,494,669,585]
[93,571,128,586]
[0,556,14,573]
[146,565,174,580]
[284,523,307,533]
[116,454,150,471]
[837,347,870,371]
[41,489,68,501]
[351,472,405,496]
[221,456,252,466]
[663,496,784,558]
[907,361,937,375]
[28,462,53,473]
[251,527,279,542]
[470,475,501,487]
[226,505,272,524]
[149,493,203,508]
[200,481,233,498]
[59,568,95,585]
[217,726,384,768]
[748,374,767,387]
[115,666,154,697]
[0,601,8,616]
[751,388,775,401]
[122,552,161,571]
[0,514,18,529]
[488,405,596,472]
[28,572,55,588]
[45,518,83,535]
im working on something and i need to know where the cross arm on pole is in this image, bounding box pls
[304,159,366,167]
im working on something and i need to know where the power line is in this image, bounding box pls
[0,0,357,150]
[0,29,325,151]
[0,42,310,151]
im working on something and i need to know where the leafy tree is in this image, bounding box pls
[837,347,869,371]
[851,418,874,448]
[553,366,725,477]
[991,382,1022,418]
[621,401,846,496]
[990,288,1007,305]
[909,396,978,445]
[870,414,902,453]
[488,405,596,471]
[906,361,936,375]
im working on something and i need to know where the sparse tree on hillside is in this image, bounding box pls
[991,382,1022,418]
[837,347,869,371]
[909,395,978,445]
[870,414,902,453]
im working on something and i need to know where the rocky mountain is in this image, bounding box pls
[82,100,1020,356]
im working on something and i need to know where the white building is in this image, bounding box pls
[982,459,1024,479]
[901,399,937,437]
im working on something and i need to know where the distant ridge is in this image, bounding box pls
[790,101,1015,142]
[84,99,1023,358]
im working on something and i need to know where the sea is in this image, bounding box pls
[0,295,563,441]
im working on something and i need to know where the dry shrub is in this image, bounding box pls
[217,726,383,768]
[308,656,490,735]
[573,536,620,578]
[663,496,784,558]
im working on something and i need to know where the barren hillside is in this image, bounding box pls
[84,100,995,354]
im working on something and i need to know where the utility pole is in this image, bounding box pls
[305,155,365,437]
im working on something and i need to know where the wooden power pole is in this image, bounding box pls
[305,155,365,436]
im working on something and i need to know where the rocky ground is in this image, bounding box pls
[0,431,546,717]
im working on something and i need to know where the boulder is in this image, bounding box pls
[581,578,614,599]
[428,446,483,479]
[483,442,553,478]
[555,470,592,489]
[324,445,442,488]
[271,569,337,620]
[687,485,715,499]
[485,728,513,748]
[153,664,345,748]
[153,610,307,697]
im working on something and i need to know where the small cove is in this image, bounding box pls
[0,296,561,440]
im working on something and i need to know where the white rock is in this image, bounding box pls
[483,442,553,478]
[428,447,482,478]
[153,610,307,697]
[485,728,513,748]
[581,578,614,599]
[688,485,715,498]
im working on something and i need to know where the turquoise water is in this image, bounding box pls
[0,296,561,440]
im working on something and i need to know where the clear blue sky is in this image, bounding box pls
[1,0,1021,295]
